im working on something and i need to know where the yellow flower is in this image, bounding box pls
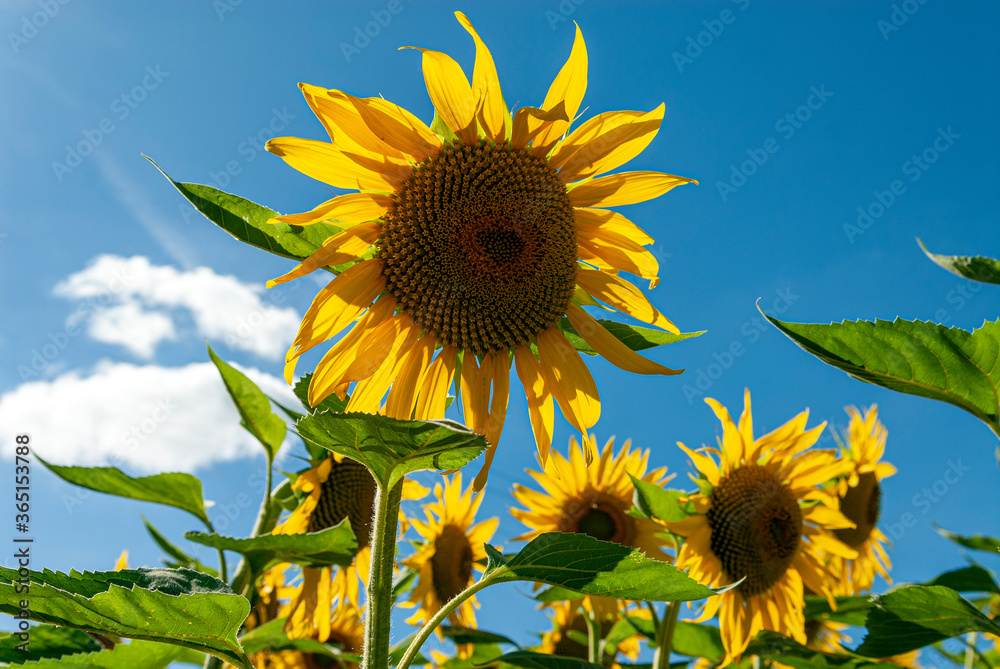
[273,454,426,640]
[264,602,366,669]
[665,390,857,664]
[537,599,643,663]
[511,433,673,558]
[827,405,896,596]
[401,472,498,630]
[265,11,694,490]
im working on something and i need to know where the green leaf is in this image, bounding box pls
[142,518,218,577]
[208,345,286,462]
[918,238,1000,285]
[934,524,1000,556]
[925,565,999,593]
[0,640,204,668]
[804,595,872,627]
[146,156,358,273]
[763,315,1000,437]
[672,622,725,662]
[292,373,349,461]
[185,520,357,572]
[630,479,695,523]
[557,317,704,356]
[534,585,582,603]
[240,617,340,658]
[430,111,459,144]
[438,642,501,669]
[295,412,487,488]
[38,459,210,527]
[0,567,251,668]
[747,631,880,668]
[624,614,656,639]
[496,650,605,669]
[485,532,719,602]
[439,626,519,647]
[856,585,1000,657]
[0,625,100,663]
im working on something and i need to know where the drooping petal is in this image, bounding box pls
[535,327,600,432]
[456,12,507,142]
[267,192,392,228]
[266,136,407,191]
[551,104,665,182]
[414,345,457,420]
[576,267,678,333]
[347,316,419,413]
[385,333,437,420]
[566,304,681,375]
[267,222,380,287]
[474,351,511,491]
[299,83,407,161]
[576,222,660,280]
[529,23,588,155]
[510,103,568,149]
[514,345,554,466]
[573,207,653,245]
[401,47,477,144]
[568,171,696,208]
[460,352,489,434]
[345,94,440,163]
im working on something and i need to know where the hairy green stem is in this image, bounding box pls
[361,480,404,669]
[396,577,494,669]
[584,607,602,664]
[652,601,681,669]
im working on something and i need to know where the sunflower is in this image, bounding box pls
[664,390,858,664]
[265,602,366,669]
[826,405,896,596]
[537,599,643,663]
[265,11,694,490]
[511,432,673,558]
[273,454,426,640]
[401,472,498,629]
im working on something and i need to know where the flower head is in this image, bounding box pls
[265,12,694,489]
[665,390,857,664]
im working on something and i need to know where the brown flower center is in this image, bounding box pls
[308,458,377,550]
[833,471,881,549]
[706,464,803,597]
[430,524,475,604]
[556,489,634,545]
[378,139,577,356]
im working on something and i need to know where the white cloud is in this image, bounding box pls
[0,361,299,473]
[55,254,301,361]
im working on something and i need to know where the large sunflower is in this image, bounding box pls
[827,405,896,596]
[664,390,858,664]
[265,11,694,489]
[273,454,426,640]
[401,472,498,629]
[511,433,672,559]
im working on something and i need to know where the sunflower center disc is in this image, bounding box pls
[833,471,881,549]
[378,139,578,356]
[558,489,633,546]
[430,524,474,603]
[706,463,803,597]
[308,458,377,550]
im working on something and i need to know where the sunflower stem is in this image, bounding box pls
[652,601,680,669]
[396,576,494,669]
[584,607,602,664]
[362,479,404,669]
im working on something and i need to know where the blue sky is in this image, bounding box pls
[2,0,998,652]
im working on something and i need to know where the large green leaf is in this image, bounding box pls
[0,624,99,663]
[804,595,872,627]
[0,567,251,668]
[671,622,725,662]
[1,640,204,668]
[935,524,1000,556]
[439,626,519,647]
[763,315,1000,436]
[918,238,1000,285]
[239,617,341,658]
[856,584,1000,657]
[208,345,286,462]
[142,518,218,576]
[630,479,695,523]
[747,631,882,668]
[295,412,487,488]
[496,650,605,669]
[484,533,719,602]
[925,565,999,593]
[147,157,360,273]
[292,373,350,461]
[558,317,704,356]
[39,459,210,527]
[185,519,357,572]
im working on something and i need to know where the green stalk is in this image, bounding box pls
[396,577,493,669]
[584,607,602,664]
[652,601,681,669]
[361,480,404,669]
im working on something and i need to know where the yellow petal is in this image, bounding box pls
[529,23,588,155]
[566,304,680,375]
[288,259,385,363]
[266,136,406,191]
[345,94,440,163]
[347,316,419,413]
[573,207,653,245]
[535,327,600,432]
[576,222,660,279]
[510,102,569,149]
[342,313,409,384]
[268,192,392,228]
[551,104,665,182]
[299,83,406,160]
[460,353,489,434]
[568,171,696,208]
[514,345,555,467]
[401,47,477,144]
[456,12,507,142]
[267,222,379,287]
[414,346,457,420]
[474,354,510,492]
[385,333,436,420]
[575,267,678,333]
